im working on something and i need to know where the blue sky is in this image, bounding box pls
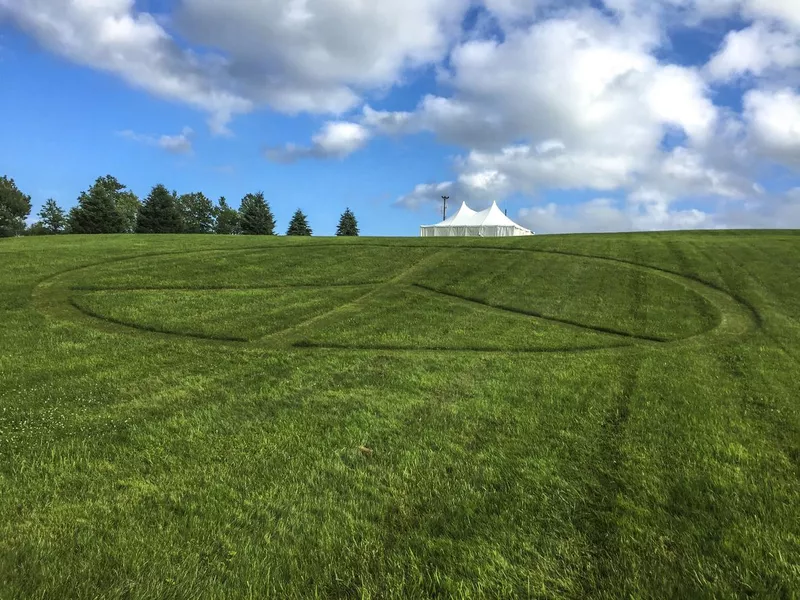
[1,0,798,235]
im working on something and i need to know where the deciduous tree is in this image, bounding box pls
[116,191,141,233]
[0,175,32,237]
[214,196,240,234]
[178,192,215,233]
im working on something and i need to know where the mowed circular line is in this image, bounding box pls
[31,244,760,353]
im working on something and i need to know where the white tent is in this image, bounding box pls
[420,201,534,237]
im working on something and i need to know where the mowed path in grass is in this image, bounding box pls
[1,231,799,598]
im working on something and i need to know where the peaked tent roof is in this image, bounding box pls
[423,201,532,233]
[470,201,526,228]
[436,201,477,226]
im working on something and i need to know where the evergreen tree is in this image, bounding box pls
[66,206,79,234]
[239,192,276,235]
[335,207,359,236]
[286,209,312,236]
[69,175,127,234]
[214,196,240,234]
[0,175,32,237]
[178,192,215,233]
[136,184,183,233]
[38,199,67,234]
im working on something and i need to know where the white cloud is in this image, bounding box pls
[516,197,715,234]
[0,0,469,132]
[265,121,370,163]
[174,0,468,118]
[637,0,800,29]
[386,9,718,181]
[394,181,455,210]
[458,143,643,193]
[396,136,757,213]
[641,146,759,200]
[646,65,717,142]
[744,88,800,166]
[712,187,800,228]
[706,22,800,81]
[390,4,780,228]
[742,0,800,30]
[481,0,543,28]
[118,126,194,154]
[514,187,800,234]
[0,0,252,135]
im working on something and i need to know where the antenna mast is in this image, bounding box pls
[441,195,449,221]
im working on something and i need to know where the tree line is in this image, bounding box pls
[0,174,360,237]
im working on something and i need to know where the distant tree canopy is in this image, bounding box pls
[136,184,183,234]
[178,192,215,233]
[214,196,240,235]
[69,175,128,234]
[239,192,276,235]
[2,171,360,238]
[0,175,32,237]
[286,209,312,236]
[336,208,359,236]
[38,199,67,234]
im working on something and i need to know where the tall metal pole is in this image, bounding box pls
[441,195,449,221]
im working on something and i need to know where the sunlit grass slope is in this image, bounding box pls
[1,231,798,599]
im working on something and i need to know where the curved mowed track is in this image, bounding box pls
[34,244,757,351]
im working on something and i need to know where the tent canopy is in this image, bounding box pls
[420,201,534,237]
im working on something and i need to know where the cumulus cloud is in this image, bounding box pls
[265,121,371,163]
[713,188,800,228]
[391,1,799,232]
[743,88,800,166]
[393,6,750,214]
[117,126,194,154]
[706,22,800,82]
[0,0,469,133]
[386,9,718,173]
[516,198,714,234]
[622,0,800,29]
[514,187,800,234]
[394,181,456,211]
[0,0,252,135]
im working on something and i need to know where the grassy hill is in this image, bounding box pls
[1,231,798,598]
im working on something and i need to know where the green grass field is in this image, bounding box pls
[1,231,799,599]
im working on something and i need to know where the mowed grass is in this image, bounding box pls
[70,287,372,341]
[65,245,430,289]
[289,285,619,351]
[409,249,720,341]
[1,232,799,599]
